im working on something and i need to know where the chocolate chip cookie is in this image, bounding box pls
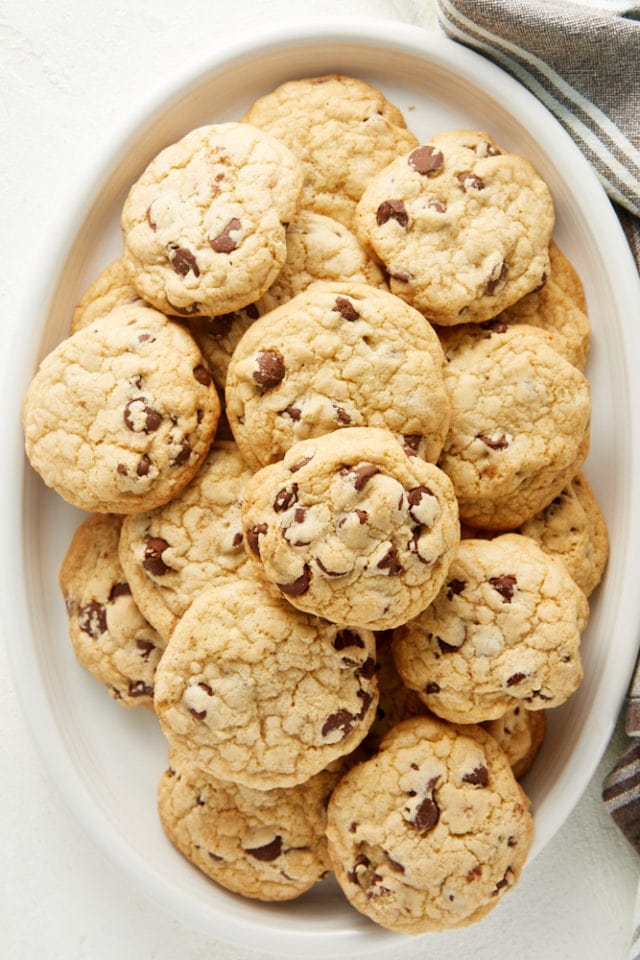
[225,282,450,470]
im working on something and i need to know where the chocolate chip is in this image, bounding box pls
[277,564,311,596]
[208,851,224,861]
[390,270,413,282]
[145,205,157,231]
[246,524,267,557]
[232,532,243,548]
[489,574,517,602]
[333,296,360,321]
[457,171,485,191]
[280,404,301,420]
[253,350,285,389]
[167,244,200,277]
[170,441,191,467]
[136,454,152,477]
[466,864,483,882]
[411,796,439,832]
[135,638,155,661]
[425,682,440,694]
[289,454,313,472]
[386,853,405,873]
[506,672,527,687]
[109,582,131,601]
[462,764,489,787]
[77,601,107,638]
[123,398,163,433]
[210,217,242,253]
[407,485,433,522]
[273,484,298,512]
[408,144,444,175]
[316,557,348,577]
[427,199,446,213]
[347,853,370,883]
[342,463,379,491]
[322,709,355,738]
[193,364,212,386]
[116,464,128,476]
[188,707,207,721]
[481,319,508,334]
[349,821,358,833]
[143,537,171,576]
[128,680,154,698]
[376,199,409,228]
[333,629,365,651]
[486,261,507,295]
[491,871,512,896]
[446,578,466,600]
[333,403,351,424]
[355,509,369,524]
[355,657,376,680]
[246,835,283,861]
[437,635,462,654]
[478,433,509,450]
[376,544,403,576]
[403,434,422,455]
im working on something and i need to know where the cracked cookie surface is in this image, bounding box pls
[121,122,303,317]
[392,534,588,723]
[354,129,554,324]
[59,514,165,707]
[118,441,255,642]
[22,303,220,513]
[158,749,344,901]
[439,326,591,529]
[242,74,418,229]
[225,282,450,470]
[326,715,533,933]
[153,578,378,789]
[240,427,460,629]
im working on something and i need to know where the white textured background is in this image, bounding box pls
[2,2,639,959]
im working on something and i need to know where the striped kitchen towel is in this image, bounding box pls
[434,0,640,269]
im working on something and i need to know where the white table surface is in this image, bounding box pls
[2,2,639,959]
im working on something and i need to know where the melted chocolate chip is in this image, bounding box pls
[333,629,365,651]
[403,434,422,455]
[427,199,447,213]
[246,836,283,861]
[77,601,107,638]
[486,261,507,295]
[136,638,156,661]
[289,454,313,472]
[128,680,154,698]
[376,199,409,228]
[347,853,370,883]
[143,537,171,576]
[210,217,242,253]
[376,544,403,576]
[109,582,131,601]
[246,524,267,557]
[408,144,444,175]
[462,764,489,787]
[170,441,191,467]
[322,709,355,738]
[333,296,360,321]
[457,171,485,191]
[253,350,285,389]
[277,564,311,596]
[188,707,207,721]
[136,454,152,477]
[333,403,351,424]
[193,364,212,386]
[478,433,509,450]
[489,574,517,602]
[446,578,466,600]
[343,463,379,491]
[124,397,163,433]
[273,484,298,512]
[411,795,439,832]
[281,404,301,421]
[355,657,376,680]
[168,244,200,277]
[407,485,433,521]
[506,671,527,687]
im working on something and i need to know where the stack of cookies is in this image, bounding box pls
[22,73,609,936]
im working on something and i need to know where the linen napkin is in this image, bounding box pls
[433,0,640,954]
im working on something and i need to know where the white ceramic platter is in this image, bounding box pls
[4,17,640,958]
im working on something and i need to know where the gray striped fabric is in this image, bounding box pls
[435,0,640,269]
